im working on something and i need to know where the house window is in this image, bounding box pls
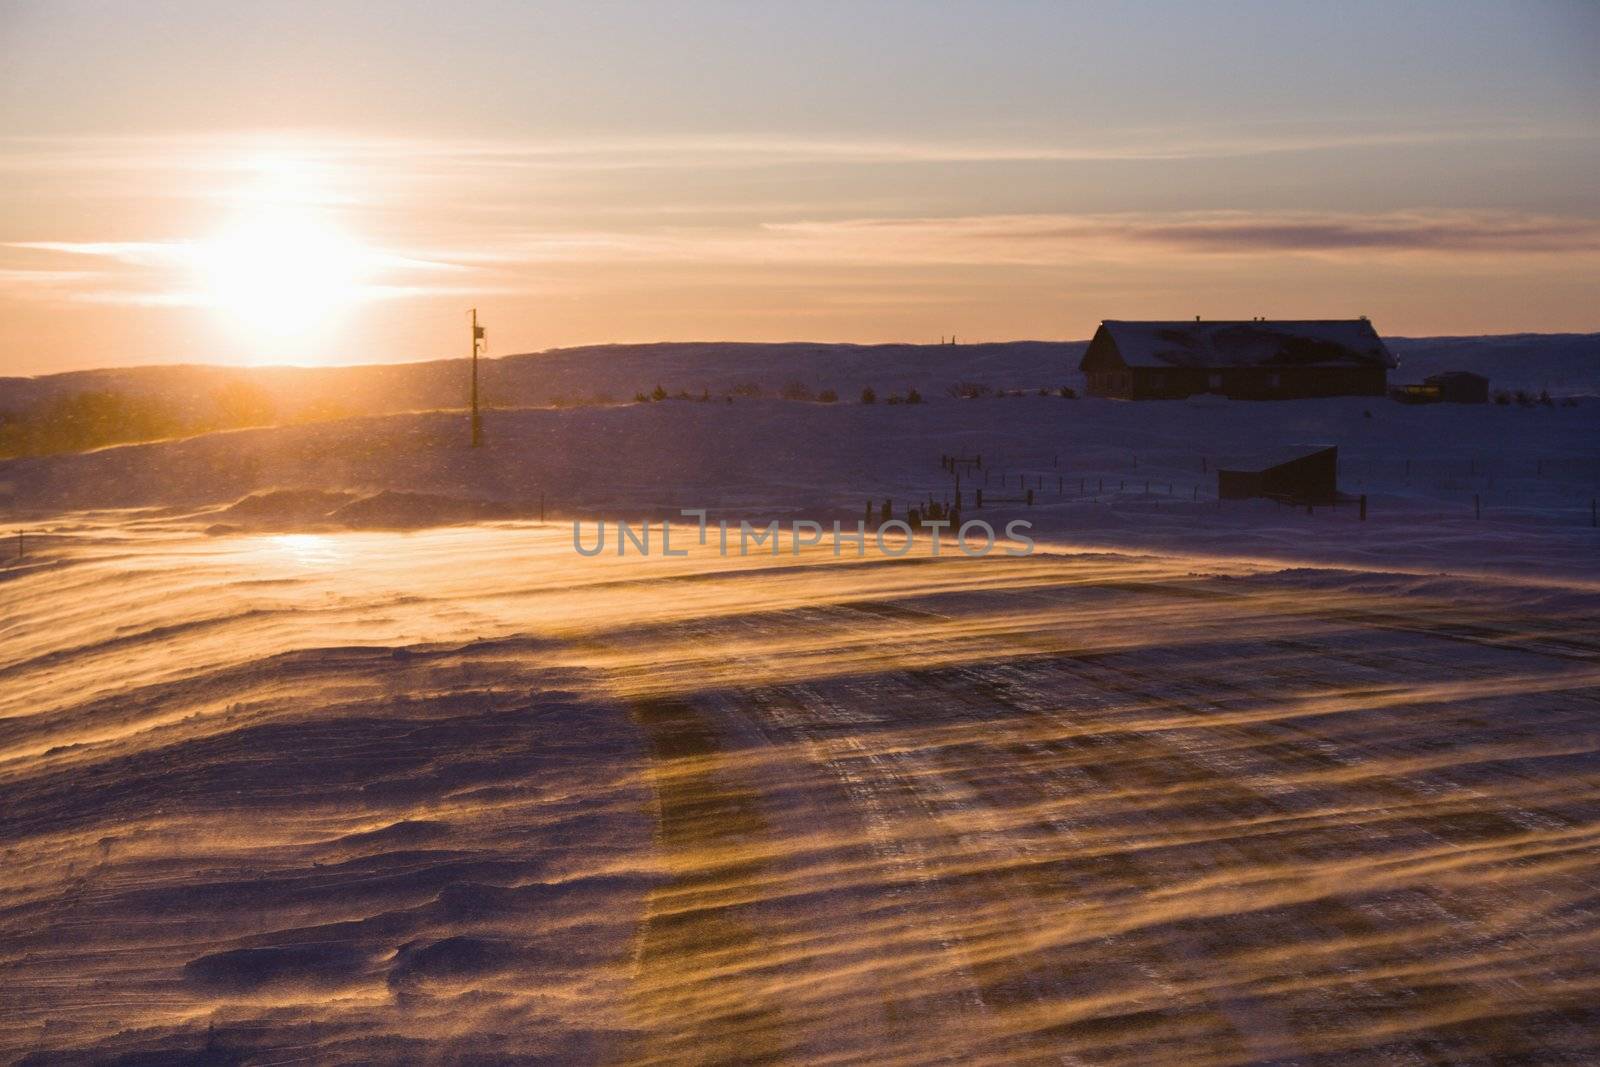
[1208,373,1222,389]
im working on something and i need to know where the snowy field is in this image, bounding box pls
[4,390,1596,578]
[3,522,1600,1064]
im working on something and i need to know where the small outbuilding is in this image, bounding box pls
[1218,445,1338,505]
[1424,371,1489,404]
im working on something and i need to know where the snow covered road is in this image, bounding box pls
[3,521,1600,1064]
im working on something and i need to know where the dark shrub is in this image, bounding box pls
[860,386,877,405]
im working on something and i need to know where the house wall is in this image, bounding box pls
[1129,364,1385,400]
[1085,371,1134,398]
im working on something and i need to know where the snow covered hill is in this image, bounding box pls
[3,333,1596,436]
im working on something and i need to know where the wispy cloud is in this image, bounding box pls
[1084,211,1600,255]
[2,236,471,309]
[454,209,1600,271]
[1,119,1588,178]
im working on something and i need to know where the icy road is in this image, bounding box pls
[4,520,1600,1064]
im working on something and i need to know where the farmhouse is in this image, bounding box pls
[1081,319,1396,400]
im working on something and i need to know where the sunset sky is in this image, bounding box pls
[2,0,1598,375]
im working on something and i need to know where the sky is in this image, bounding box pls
[1,0,1598,375]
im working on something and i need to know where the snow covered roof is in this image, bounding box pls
[1090,320,1395,370]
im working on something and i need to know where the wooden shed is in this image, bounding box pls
[1218,445,1338,505]
[1424,371,1489,404]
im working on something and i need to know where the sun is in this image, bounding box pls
[195,207,369,338]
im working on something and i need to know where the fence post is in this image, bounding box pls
[1026,488,1034,506]
[539,492,545,523]
[1360,494,1367,521]
[976,489,984,509]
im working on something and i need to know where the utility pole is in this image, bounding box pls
[469,308,485,448]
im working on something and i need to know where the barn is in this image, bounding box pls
[1081,319,1396,400]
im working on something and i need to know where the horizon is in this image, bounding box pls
[3,1,1599,375]
[11,324,1600,382]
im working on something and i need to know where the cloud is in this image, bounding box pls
[754,210,1600,265]
[1,119,1586,180]
[9,240,195,267]
[2,235,472,310]
[1115,212,1600,255]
